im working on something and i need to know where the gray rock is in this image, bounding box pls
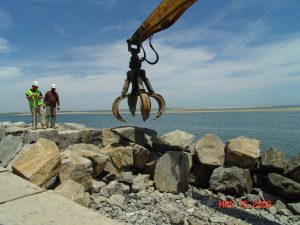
[246,193,261,203]
[195,134,225,168]
[266,173,300,202]
[0,135,23,167]
[0,126,5,141]
[91,179,106,193]
[259,147,285,174]
[66,143,102,152]
[278,208,291,216]
[132,174,151,193]
[285,153,300,183]
[154,151,193,193]
[209,166,253,197]
[5,126,28,136]
[225,136,260,169]
[107,194,125,206]
[92,195,107,204]
[116,171,134,185]
[58,130,82,149]
[23,129,60,144]
[274,200,287,211]
[99,145,133,171]
[55,179,85,205]
[264,214,276,222]
[131,143,150,169]
[62,123,86,131]
[83,192,91,207]
[80,128,102,146]
[169,212,185,225]
[287,202,300,215]
[100,181,130,197]
[187,218,201,225]
[111,126,158,148]
[59,150,93,190]
[189,162,214,188]
[160,130,194,151]
[268,206,277,215]
[102,128,126,147]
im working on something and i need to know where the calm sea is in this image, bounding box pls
[1,111,299,158]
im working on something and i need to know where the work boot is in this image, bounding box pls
[42,124,47,129]
[32,126,37,130]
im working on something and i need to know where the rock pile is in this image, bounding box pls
[0,121,299,225]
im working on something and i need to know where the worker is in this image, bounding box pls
[26,81,46,130]
[43,84,60,128]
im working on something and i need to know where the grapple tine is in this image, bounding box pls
[150,93,166,119]
[112,96,127,122]
[139,92,151,121]
[127,94,138,117]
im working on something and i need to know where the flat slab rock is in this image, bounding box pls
[0,171,43,204]
[0,167,8,172]
[0,191,122,225]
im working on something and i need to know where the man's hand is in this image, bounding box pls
[57,106,60,110]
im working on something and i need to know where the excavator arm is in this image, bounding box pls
[112,0,198,122]
[130,0,197,45]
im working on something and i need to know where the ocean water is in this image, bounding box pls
[0,111,299,158]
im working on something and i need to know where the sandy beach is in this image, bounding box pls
[2,106,300,116]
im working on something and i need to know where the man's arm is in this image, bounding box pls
[56,93,60,109]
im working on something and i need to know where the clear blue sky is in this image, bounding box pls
[0,0,300,113]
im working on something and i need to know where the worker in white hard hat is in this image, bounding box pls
[43,84,60,128]
[25,81,46,129]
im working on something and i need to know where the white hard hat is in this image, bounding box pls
[51,84,56,88]
[32,81,39,87]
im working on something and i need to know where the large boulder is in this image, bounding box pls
[130,143,150,169]
[99,145,134,173]
[65,144,109,176]
[59,150,93,190]
[154,151,193,193]
[225,136,260,169]
[80,128,102,146]
[259,148,285,174]
[55,179,85,205]
[72,150,108,177]
[58,130,82,149]
[11,138,61,188]
[4,126,28,136]
[102,128,126,147]
[23,129,60,145]
[189,163,214,188]
[0,135,23,167]
[159,130,194,151]
[111,126,158,148]
[265,173,300,202]
[209,166,253,197]
[285,153,300,183]
[195,134,225,168]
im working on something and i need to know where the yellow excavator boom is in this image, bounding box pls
[131,0,198,45]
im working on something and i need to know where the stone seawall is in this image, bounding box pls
[0,121,299,225]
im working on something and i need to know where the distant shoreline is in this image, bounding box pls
[2,106,300,116]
